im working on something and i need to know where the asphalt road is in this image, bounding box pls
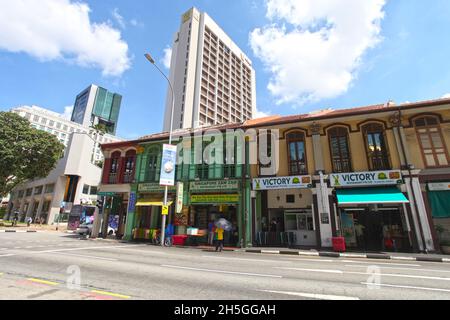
[0,231,450,300]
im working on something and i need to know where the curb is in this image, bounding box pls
[244,249,450,263]
[0,230,38,233]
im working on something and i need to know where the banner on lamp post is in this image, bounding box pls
[159,144,177,186]
[176,182,184,214]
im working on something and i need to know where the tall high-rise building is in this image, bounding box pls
[71,84,122,135]
[163,7,256,131]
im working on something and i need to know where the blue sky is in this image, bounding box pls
[1,0,450,139]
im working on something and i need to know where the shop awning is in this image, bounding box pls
[428,191,450,218]
[336,187,409,205]
[135,201,173,207]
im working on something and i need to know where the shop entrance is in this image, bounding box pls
[189,205,239,246]
[340,207,411,252]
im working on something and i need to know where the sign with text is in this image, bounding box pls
[189,180,239,192]
[252,176,312,190]
[190,194,239,204]
[159,144,177,186]
[330,170,403,187]
[138,183,177,193]
[176,182,184,214]
[428,182,450,191]
[128,192,136,213]
[162,205,169,216]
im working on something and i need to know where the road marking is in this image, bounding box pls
[345,265,450,274]
[91,290,130,299]
[261,250,281,254]
[27,278,59,286]
[275,267,343,274]
[281,258,335,263]
[341,260,421,267]
[201,255,292,264]
[53,252,118,261]
[14,247,22,249]
[258,289,359,300]
[162,264,283,278]
[0,244,145,258]
[360,282,450,293]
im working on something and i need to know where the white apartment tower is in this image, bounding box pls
[163,7,256,131]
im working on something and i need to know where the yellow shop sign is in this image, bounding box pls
[190,194,239,204]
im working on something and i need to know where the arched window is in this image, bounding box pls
[414,116,449,167]
[147,147,160,182]
[109,151,121,184]
[123,150,136,183]
[328,127,352,173]
[286,131,307,175]
[362,123,391,171]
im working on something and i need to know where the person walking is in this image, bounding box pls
[208,220,216,246]
[26,216,32,227]
[215,226,224,252]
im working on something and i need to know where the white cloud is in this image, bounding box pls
[254,109,272,119]
[130,19,144,28]
[0,0,131,76]
[62,105,74,120]
[162,46,172,69]
[250,0,386,106]
[442,93,450,99]
[112,8,126,29]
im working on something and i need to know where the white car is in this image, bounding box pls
[76,223,115,237]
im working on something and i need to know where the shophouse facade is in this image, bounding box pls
[247,98,450,253]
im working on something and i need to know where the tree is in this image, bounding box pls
[0,112,65,197]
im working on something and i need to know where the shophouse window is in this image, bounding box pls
[90,186,97,195]
[123,150,136,183]
[147,149,159,182]
[26,188,32,197]
[259,131,273,175]
[414,116,449,167]
[82,184,89,194]
[18,190,24,198]
[109,151,121,184]
[286,131,307,175]
[362,123,391,171]
[34,186,43,195]
[328,127,352,173]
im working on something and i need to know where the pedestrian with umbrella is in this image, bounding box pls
[214,218,231,252]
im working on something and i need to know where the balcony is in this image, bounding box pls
[123,171,134,184]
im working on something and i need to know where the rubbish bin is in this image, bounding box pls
[332,237,346,252]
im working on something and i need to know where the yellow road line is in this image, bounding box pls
[91,290,130,299]
[27,278,59,286]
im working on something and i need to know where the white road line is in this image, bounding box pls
[341,260,421,267]
[0,244,145,258]
[348,271,450,281]
[161,264,283,278]
[53,252,119,261]
[275,267,343,274]
[345,265,450,274]
[13,247,22,249]
[201,255,292,264]
[258,289,359,300]
[281,258,335,263]
[360,282,450,293]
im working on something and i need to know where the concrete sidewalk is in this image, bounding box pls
[242,247,450,263]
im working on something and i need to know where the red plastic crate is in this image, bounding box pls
[332,237,346,252]
[172,235,188,246]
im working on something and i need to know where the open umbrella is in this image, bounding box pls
[215,218,232,231]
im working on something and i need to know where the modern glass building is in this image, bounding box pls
[71,85,122,135]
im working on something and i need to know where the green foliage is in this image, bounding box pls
[0,112,65,197]
[0,207,5,219]
[90,123,108,135]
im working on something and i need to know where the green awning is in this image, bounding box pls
[336,187,409,205]
[428,191,450,218]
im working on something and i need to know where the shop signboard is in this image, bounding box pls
[159,144,177,186]
[162,205,169,216]
[138,183,176,193]
[97,192,116,197]
[189,180,239,192]
[330,170,403,187]
[128,192,136,213]
[252,176,312,190]
[176,182,184,214]
[428,182,450,191]
[190,194,239,204]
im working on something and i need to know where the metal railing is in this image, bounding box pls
[255,232,297,247]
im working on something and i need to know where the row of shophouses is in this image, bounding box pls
[98,98,450,253]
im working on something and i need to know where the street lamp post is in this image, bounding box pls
[145,53,175,247]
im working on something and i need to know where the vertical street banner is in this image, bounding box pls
[159,144,177,186]
[176,182,184,214]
